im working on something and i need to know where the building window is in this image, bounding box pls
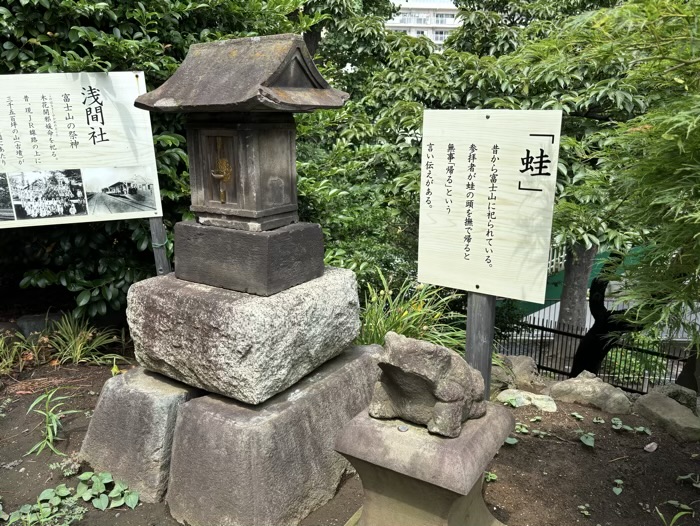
[416,30,425,36]
[400,11,430,25]
[435,13,455,25]
[434,30,449,42]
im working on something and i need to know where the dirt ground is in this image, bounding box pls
[1,364,699,526]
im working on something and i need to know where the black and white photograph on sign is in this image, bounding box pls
[0,173,14,221]
[82,167,158,215]
[8,169,88,220]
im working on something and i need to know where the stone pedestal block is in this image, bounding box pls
[127,267,360,404]
[174,221,323,295]
[335,404,514,526]
[165,345,381,526]
[80,368,200,503]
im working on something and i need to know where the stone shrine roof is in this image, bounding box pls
[134,34,349,113]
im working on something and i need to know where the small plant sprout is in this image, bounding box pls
[76,472,139,510]
[570,412,584,421]
[503,398,518,408]
[484,471,498,483]
[531,429,550,438]
[515,422,529,434]
[664,500,695,513]
[676,473,700,489]
[612,479,624,496]
[578,503,591,517]
[611,417,640,432]
[530,416,542,423]
[592,417,605,424]
[504,436,519,445]
[578,431,595,448]
[654,500,695,526]
[25,388,79,457]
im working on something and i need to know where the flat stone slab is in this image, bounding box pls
[166,345,381,526]
[127,267,360,404]
[80,368,199,503]
[634,392,700,443]
[549,371,631,414]
[496,389,557,412]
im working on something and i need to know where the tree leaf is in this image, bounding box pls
[76,290,92,307]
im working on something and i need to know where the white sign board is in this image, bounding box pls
[0,71,161,229]
[418,109,562,303]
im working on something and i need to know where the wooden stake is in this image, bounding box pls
[149,217,171,275]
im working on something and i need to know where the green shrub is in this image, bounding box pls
[356,270,466,352]
[48,315,126,365]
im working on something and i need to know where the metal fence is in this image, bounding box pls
[497,315,691,394]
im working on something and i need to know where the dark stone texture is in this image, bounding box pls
[16,313,62,336]
[368,332,487,438]
[174,220,323,295]
[0,322,20,344]
[165,345,381,526]
[80,368,200,503]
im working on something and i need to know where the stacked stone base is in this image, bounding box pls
[168,345,380,526]
[82,345,380,523]
[80,369,200,503]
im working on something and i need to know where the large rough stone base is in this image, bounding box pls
[80,368,199,503]
[166,345,381,526]
[174,221,323,295]
[127,267,360,404]
[335,404,514,526]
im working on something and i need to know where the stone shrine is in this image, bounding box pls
[81,34,379,526]
[336,333,514,526]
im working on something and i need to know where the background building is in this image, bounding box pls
[386,0,460,49]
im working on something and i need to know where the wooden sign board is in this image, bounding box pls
[0,72,161,229]
[418,109,562,303]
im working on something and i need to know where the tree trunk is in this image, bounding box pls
[676,352,700,392]
[558,242,598,331]
[549,243,597,370]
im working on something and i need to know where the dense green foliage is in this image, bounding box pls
[0,0,392,317]
[1,0,698,346]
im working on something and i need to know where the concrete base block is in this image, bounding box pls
[174,221,323,296]
[335,404,514,526]
[127,267,360,404]
[166,345,381,526]
[80,368,200,503]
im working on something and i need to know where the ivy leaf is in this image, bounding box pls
[92,493,109,511]
[124,490,139,510]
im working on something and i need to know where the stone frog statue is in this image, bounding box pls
[368,331,487,438]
